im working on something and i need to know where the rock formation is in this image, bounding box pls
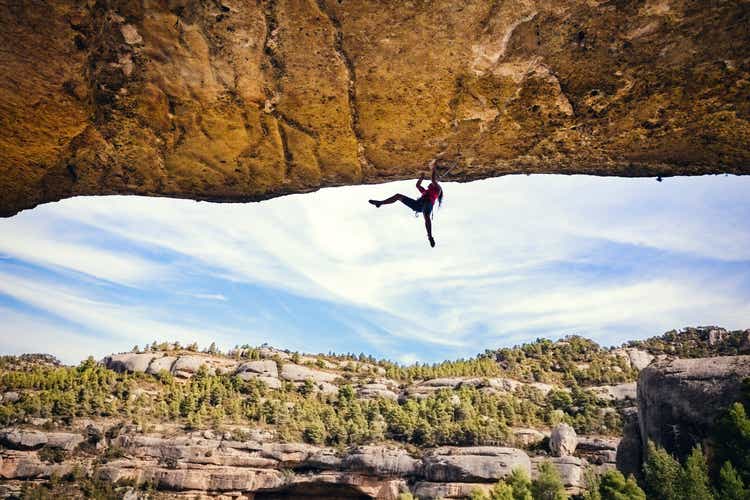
[550,423,577,457]
[0,427,578,499]
[637,355,750,461]
[1,0,749,216]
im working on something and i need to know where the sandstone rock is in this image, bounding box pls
[413,481,493,499]
[256,376,283,389]
[511,428,547,448]
[236,360,278,378]
[103,353,156,373]
[343,446,419,476]
[590,382,637,401]
[421,447,531,482]
[258,347,292,360]
[0,450,72,479]
[4,0,748,218]
[576,436,619,465]
[625,349,654,371]
[708,328,728,346]
[145,355,176,375]
[120,24,142,45]
[0,429,83,451]
[1,392,20,403]
[279,364,337,383]
[172,355,211,377]
[532,456,587,493]
[550,423,577,457]
[638,355,750,461]
[529,382,555,396]
[1,430,48,449]
[141,466,284,492]
[260,442,322,465]
[316,381,340,395]
[616,407,642,478]
[357,383,399,400]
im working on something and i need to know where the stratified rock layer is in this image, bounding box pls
[1,0,749,216]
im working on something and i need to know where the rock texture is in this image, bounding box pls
[550,423,577,457]
[616,407,642,478]
[0,427,543,498]
[1,0,749,216]
[637,355,750,461]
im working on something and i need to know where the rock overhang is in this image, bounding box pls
[1,0,748,217]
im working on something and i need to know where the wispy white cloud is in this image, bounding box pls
[0,218,165,286]
[0,270,244,353]
[0,175,748,363]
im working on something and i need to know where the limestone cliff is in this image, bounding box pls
[636,355,750,462]
[1,0,749,216]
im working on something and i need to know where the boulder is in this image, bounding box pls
[172,355,210,377]
[343,446,419,476]
[638,355,750,461]
[103,353,156,373]
[1,392,20,403]
[589,382,637,401]
[550,423,577,457]
[145,355,176,375]
[511,428,547,448]
[279,364,337,383]
[236,360,278,378]
[421,447,531,482]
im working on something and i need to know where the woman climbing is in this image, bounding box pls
[368,159,446,248]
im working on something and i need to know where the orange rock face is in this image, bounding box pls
[1,0,749,216]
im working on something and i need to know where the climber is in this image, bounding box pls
[368,159,446,248]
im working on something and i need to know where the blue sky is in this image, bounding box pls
[1,174,749,365]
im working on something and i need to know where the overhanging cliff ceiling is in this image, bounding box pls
[1,0,748,216]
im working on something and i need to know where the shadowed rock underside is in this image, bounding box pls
[1,0,749,216]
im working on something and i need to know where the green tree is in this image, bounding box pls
[716,461,747,500]
[643,441,681,500]
[506,468,533,500]
[714,401,750,485]
[532,462,568,500]
[596,470,645,500]
[679,445,714,500]
[302,421,326,445]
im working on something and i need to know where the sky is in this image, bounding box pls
[0,174,749,365]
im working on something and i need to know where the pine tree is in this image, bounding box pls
[506,468,533,500]
[532,462,568,500]
[679,445,714,500]
[643,441,681,500]
[716,461,747,500]
[597,470,645,500]
[715,401,750,485]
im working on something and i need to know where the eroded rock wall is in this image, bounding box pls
[636,355,750,461]
[1,0,749,216]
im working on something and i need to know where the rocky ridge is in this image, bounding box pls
[2,328,749,498]
[0,424,605,498]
